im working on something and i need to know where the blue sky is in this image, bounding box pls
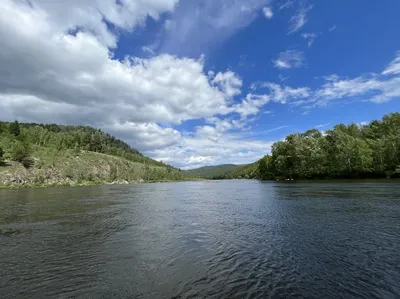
[1,0,400,169]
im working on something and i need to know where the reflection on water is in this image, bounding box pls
[1,180,400,298]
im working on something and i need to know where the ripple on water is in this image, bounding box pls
[1,181,400,298]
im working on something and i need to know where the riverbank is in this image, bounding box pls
[0,178,199,189]
[0,148,194,189]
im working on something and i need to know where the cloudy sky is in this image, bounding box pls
[1,0,400,169]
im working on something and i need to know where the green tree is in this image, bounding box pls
[0,122,6,135]
[9,121,20,137]
[10,141,31,165]
[258,155,273,180]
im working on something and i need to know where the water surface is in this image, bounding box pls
[1,180,400,298]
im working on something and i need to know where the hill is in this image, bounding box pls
[184,164,240,178]
[212,162,259,180]
[0,121,189,187]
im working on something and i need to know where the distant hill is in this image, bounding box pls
[212,162,259,180]
[184,164,240,178]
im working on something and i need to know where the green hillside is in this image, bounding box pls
[184,164,240,178]
[0,121,189,188]
[212,162,259,180]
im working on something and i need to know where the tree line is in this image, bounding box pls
[258,113,400,179]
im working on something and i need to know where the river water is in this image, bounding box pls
[0,180,400,298]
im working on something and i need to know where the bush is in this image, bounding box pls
[11,142,31,164]
[21,157,34,168]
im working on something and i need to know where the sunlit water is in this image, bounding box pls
[1,180,400,298]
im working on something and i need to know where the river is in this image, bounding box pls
[1,180,400,298]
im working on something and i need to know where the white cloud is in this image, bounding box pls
[0,0,251,126]
[27,0,179,48]
[315,76,383,102]
[158,0,272,56]
[212,71,243,98]
[274,50,305,69]
[278,74,290,82]
[249,81,311,105]
[279,0,294,10]
[382,51,400,75]
[315,123,330,129]
[100,118,275,169]
[357,121,370,127]
[262,83,311,103]
[106,122,182,150]
[264,52,400,108]
[329,25,337,32]
[301,32,317,48]
[230,94,271,119]
[263,6,274,19]
[141,46,155,55]
[149,129,275,169]
[288,5,312,34]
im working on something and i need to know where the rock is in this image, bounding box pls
[110,180,129,185]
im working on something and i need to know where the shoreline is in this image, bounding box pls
[2,177,399,189]
[0,178,202,190]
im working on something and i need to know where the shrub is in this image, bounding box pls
[11,142,31,166]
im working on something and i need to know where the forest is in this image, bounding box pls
[258,113,400,179]
[215,113,400,180]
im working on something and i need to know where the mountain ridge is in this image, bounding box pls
[184,164,241,178]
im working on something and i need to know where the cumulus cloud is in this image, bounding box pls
[106,122,182,150]
[273,50,305,69]
[28,0,179,48]
[211,71,243,98]
[148,128,274,169]
[0,0,249,126]
[262,6,274,19]
[288,5,312,34]
[229,94,270,119]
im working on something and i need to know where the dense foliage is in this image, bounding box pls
[266,113,400,179]
[0,121,166,167]
[216,113,400,180]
